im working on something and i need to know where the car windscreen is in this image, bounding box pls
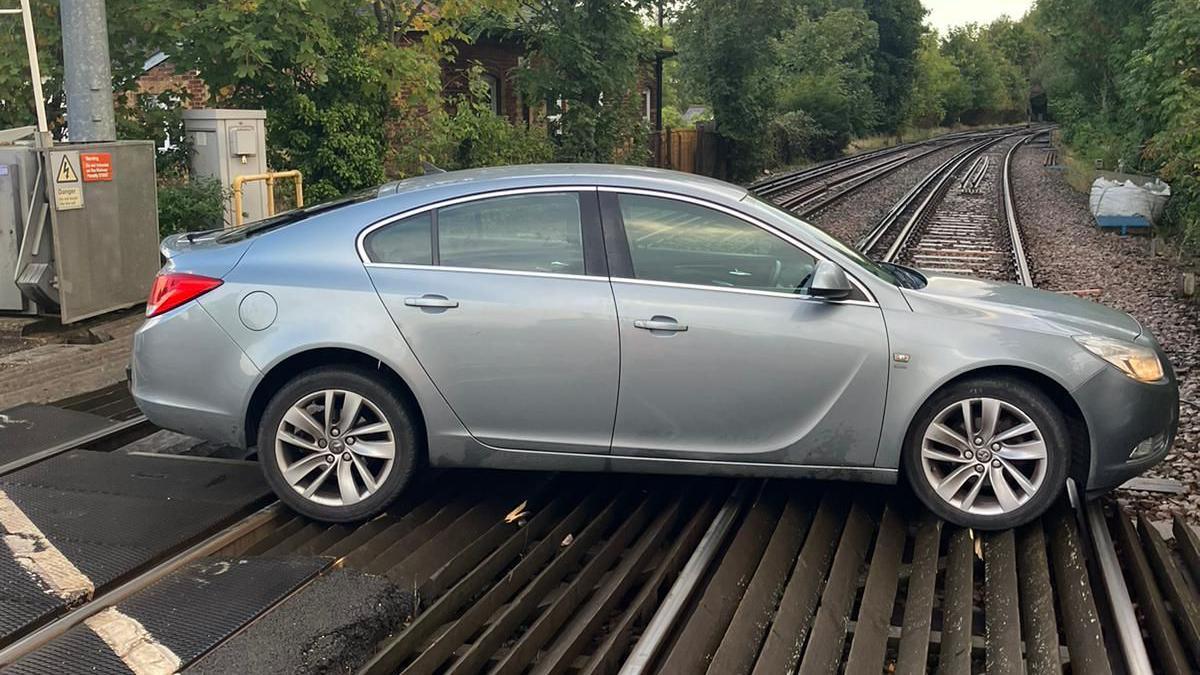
[215,188,378,244]
[739,194,900,286]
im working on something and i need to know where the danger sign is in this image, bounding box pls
[56,154,79,183]
[80,153,113,182]
[49,150,84,210]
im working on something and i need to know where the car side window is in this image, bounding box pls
[437,192,585,275]
[617,194,817,293]
[362,211,433,265]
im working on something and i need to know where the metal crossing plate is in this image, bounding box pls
[0,404,113,466]
[53,383,142,422]
[5,557,328,674]
[0,451,271,647]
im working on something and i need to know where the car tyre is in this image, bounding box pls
[258,366,419,522]
[903,376,1070,530]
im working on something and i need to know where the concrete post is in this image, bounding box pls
[60,0,116,142]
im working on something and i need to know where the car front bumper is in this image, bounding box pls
[130,302,260,447]
[1075,335,1179,494]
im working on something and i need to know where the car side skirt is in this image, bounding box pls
[428,444,899,485]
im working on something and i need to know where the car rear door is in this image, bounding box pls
[362,188,619,455]
[600,189,889,467]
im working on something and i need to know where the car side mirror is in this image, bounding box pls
[808,260,853,300]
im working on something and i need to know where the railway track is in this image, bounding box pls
[0,131,1197,673]
[856,132,1032,286]
[751,127,1026,219]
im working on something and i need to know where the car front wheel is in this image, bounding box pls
[258,366,418,522]
[903,377,1070,530]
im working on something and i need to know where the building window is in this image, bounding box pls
[482,73,501,116]
[642,88,652,122]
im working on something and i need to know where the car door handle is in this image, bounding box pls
[634,318,688,332]
[404,295,459,309]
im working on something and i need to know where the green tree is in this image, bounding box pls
[863,0,925,134]
[940,24,1024,124]
[903,31,965,128]
[514,0,654,164]
[439,67,555,169]
[775,5,880,157]
[173,1,513,200]
[676,0,789,179]
[1122,0,1200,250]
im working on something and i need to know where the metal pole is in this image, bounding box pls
[653,0,664,167]
[60,0,116,142]
[10,0,51,145]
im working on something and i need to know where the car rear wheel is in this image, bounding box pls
[903,377,1069,530]
[258,366,418,522]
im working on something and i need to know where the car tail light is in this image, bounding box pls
[146,272,223,317]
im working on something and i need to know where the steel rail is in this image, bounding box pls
[785,144,949,218]
[0,413,150,476]
[1006,129,1151,673]
[1002,134,1034,287]
[778,153,913,209]
[1080,495,1155,674]
[857,138,998,260]
[616,480,753,675]
[751,143,912,197]
[751,125,1024,198]
[0,501,284,667]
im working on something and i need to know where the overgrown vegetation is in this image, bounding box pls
[514,0,655,165]
[441,70,555,169]
[157,175,226,236]
[1035,0,1200,253]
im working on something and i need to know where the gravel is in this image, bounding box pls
[1011,145,1200,523]
[806,144,966,243]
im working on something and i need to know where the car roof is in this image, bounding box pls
[373,163,748,204]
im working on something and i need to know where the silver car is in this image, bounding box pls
[131,165,1178,529]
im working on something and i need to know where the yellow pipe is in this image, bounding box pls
[230,170,304,227]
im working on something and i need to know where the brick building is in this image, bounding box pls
[442,36,528,122]
[136,52,209,107]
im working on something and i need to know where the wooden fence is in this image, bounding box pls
[652,126,725,179]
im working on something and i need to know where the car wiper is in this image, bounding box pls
[880,262,926,289]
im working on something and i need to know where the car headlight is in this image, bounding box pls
[1074,335,1165,383]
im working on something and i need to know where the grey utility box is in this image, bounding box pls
[0,132,161,322]
[182,109,269,226]
[0,139,42,313]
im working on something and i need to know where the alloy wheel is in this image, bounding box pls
[275,389,396,507]
[919,396,1048,516]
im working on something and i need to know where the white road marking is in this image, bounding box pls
[0,413,30,430]
[85,607,182,675]
[0,489,93,603]
[0,489,181,673]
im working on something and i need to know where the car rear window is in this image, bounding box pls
[216,188,377,244]
[362,211,433,265]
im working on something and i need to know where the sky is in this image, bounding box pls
[923,0,1036,33]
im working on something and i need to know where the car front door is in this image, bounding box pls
[362,188,619,455]
[602,190,889,467]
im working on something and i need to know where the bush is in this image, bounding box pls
[443,107,555,170]
[768,110,841,166]
[157,176,227,237]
